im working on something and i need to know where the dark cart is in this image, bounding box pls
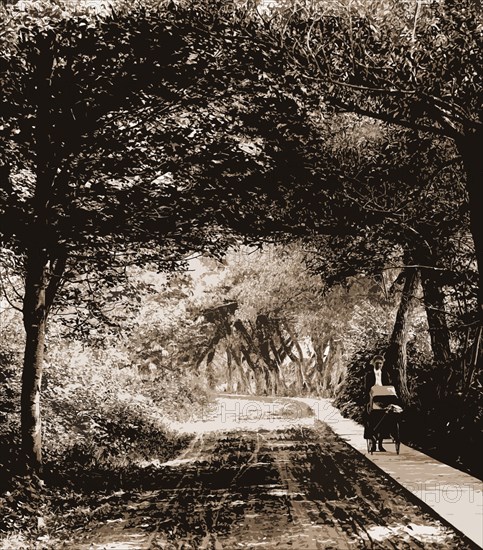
[365,385,402,455]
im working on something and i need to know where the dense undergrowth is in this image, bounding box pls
[334,342,483,480]
[0,339,209,548]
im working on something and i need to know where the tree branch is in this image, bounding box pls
[331,97,452,138]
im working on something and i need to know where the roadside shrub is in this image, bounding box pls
[0,319,24,494]
[0,334,201,539]
[0,336,206,493]
[39,342,203,488]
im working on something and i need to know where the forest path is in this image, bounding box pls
[72,395,472,549]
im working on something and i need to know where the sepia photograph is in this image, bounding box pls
[0,0,481,548]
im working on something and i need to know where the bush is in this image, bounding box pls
[0,333,205,541]
[0,336,208,491]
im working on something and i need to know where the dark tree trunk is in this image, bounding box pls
[463,326,482,397]
[225,347,233,393]
[273,322,299,364]
[312,340,326,395]
[269,337,283,367]
[273,320,307,393]
[195,328,224,372]
[256,315,288,396]
[239,348,266,395]
[457,130,483,321]
[255,315,277,395]
[281,318,309,393]
[20,37,57,475]
[420,268,451,364]
[234,320,267,394]
[205,349,216,388]
[386,267,418,405]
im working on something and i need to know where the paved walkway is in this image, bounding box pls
[296,398,483,548]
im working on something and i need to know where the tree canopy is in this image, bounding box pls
[0,0,480,476]
[261,0,482,313]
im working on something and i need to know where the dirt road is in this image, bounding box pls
[73,396,472,549]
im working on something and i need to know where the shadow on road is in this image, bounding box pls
[73,396,472,549]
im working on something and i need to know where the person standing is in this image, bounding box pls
[365,355,392,396]
[365,354,392,452]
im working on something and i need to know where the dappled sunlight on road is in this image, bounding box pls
[366,523,449,544]
[73,396,472,550]
[88,531,146,550]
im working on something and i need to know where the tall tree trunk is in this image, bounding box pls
[256,315,289,396]
[21,252,66,474]
[234,320,267,394]
[21,250,48,474]
[255,315,278,395]
[205,349,216,388]
[268,331,290,395]
[273,321,304,394]
[267,336,287,395]
[331,341,345,396]
[225,347,233,393]
[420,268,451,364]
[457,130,483,321]
[281,318,309,393]
[312,340,326,395]
[386,267,418,405]
[322,339,344,398]
[463,326,482,397]
[420,267,452,396]
[320,340,333,396]
[21,35,56,475]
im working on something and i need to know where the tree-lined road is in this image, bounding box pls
[73,396,471,549]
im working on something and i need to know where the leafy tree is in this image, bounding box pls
[2,0,479,474]
[264,0,483,317]
[304,121,474,399]
[194,245,398,396]
[0,0,241,473]
[1,2,399,468]
[171,40,474,400]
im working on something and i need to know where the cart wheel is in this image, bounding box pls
[394,422,401,455]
